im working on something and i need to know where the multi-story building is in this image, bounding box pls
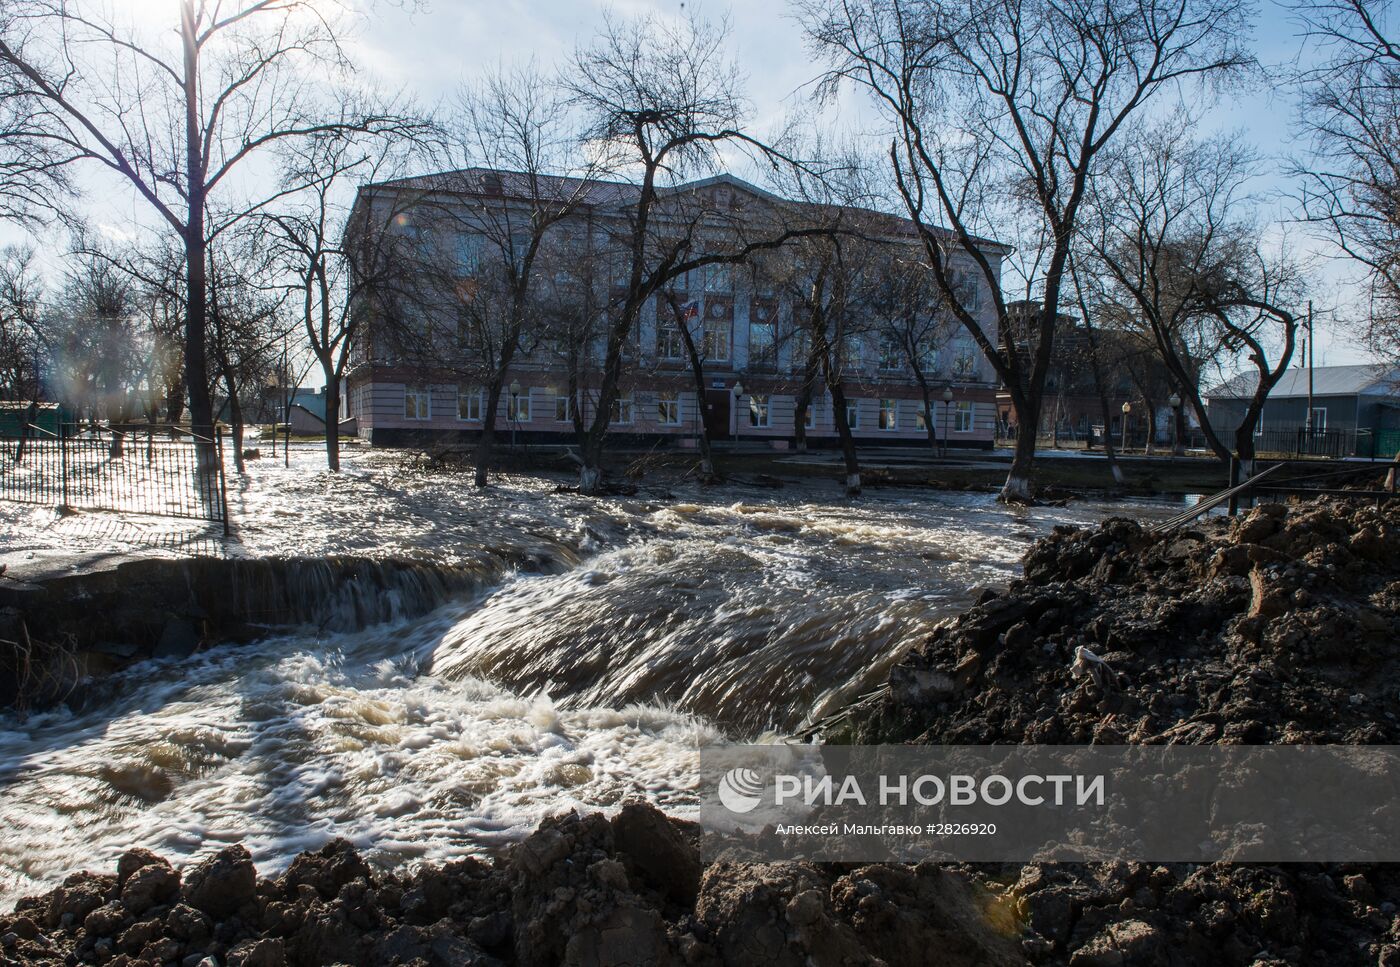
[342,168,1007,451]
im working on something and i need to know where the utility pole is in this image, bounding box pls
[1304,301,1315,454]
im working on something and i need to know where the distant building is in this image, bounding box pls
[1205,364,1400,457]
[275,387,356,437]
[341,168,1008,450]
[994,303,1195,447]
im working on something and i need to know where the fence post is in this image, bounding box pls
[58,422,70,513]
[215,426,230,537]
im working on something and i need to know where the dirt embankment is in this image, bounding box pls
[841,498,1400,966]
[4,498,1399,967]
[0,802,1022,967]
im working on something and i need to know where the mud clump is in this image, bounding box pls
[844,498,1400,965]
[859,499,1400,746]
[1,803,1021,967]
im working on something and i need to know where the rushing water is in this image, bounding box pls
[0,448,1179,901]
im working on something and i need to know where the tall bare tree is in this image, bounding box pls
[0,247,44,400]
[262,121,432,472]
[1291,0,1400,366]
[564,12,825,493]
[0,0,412,460]
[445,66,601,488]
[796,0,1251,501]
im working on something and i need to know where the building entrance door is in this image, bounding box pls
[704,389,732,441]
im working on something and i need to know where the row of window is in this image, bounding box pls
[407,384,672,426]
[746,397,974,432]
[405,385,977,432]
[651,317,981,377]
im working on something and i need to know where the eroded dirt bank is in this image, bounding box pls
[4,497,1399,966]
[0,802,1022,967]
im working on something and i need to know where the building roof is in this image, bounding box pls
[290,387,327,421]
[356,167,1011,254]
[1205,364,1400,400]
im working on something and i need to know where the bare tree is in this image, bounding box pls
[261,119,434,472]
[46,249,144,428]
[796,0,1251,501]
[564,12,825,493]
[777,229,878,495]
[445,66,601,488]
[206,233,292,471]
[869,256,958,453]
[0,247,45,400]
[1291,0,1400,365]
[1081,120,1297,468]
[0,0,413,461]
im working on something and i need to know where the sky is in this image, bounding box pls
[339,0,1373,368]
[7,0,1382,372]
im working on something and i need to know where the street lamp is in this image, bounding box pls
[732,381,745,449]
[1120,401,1131,454]
[942,385,954,458]
[509,380,522,449]
[1169,393,1182,458]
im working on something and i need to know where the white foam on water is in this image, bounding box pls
[0,621,720,902]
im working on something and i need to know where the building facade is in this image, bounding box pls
[1205,364,1400,457]
[343,170,1007,451]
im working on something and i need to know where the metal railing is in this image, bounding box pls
[0,423,229,531]
[1254,426,1372,459]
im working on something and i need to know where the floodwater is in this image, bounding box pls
[0,445,1179,900]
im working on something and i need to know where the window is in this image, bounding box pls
[791,331,813,370]
[879,336,903,372]
[842,335,863,370]
[458,312,484,351]
[915,407,928,431]
[703,319,731,361]
[657,320,686,360]
[749,320,776,369]
[508,392,531,423]
[879,399,899,430]
[405,384,431,420]
[657,392,682,426]
[749,394,771,428]
[555,395,577,423]
[458,385,483,421]
[918,342,940,375]
[1310,407,1327,432]
[953,352,979,379]
[705,264,732,293]
[456,234,484,275]
[846,400,861,429]
[955,401,974,433]
[611,395,634,425]
[804,401,817,429]
[951,268,980,311]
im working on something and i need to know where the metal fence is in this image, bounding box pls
[0,423,229,530]
[1254,426,1374,459]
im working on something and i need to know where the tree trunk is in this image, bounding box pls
[182,1,215,468]
[324,371,341,472]
[475,380,505,489]
[1174,404,1187,456]
[223,370,245,474]
[1234,423,1255,476]
[1081,324,1124,486]
[826,377,860,496]
[919,386,937,453]
[1002,398,1038,503]
[678,314,716,481]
